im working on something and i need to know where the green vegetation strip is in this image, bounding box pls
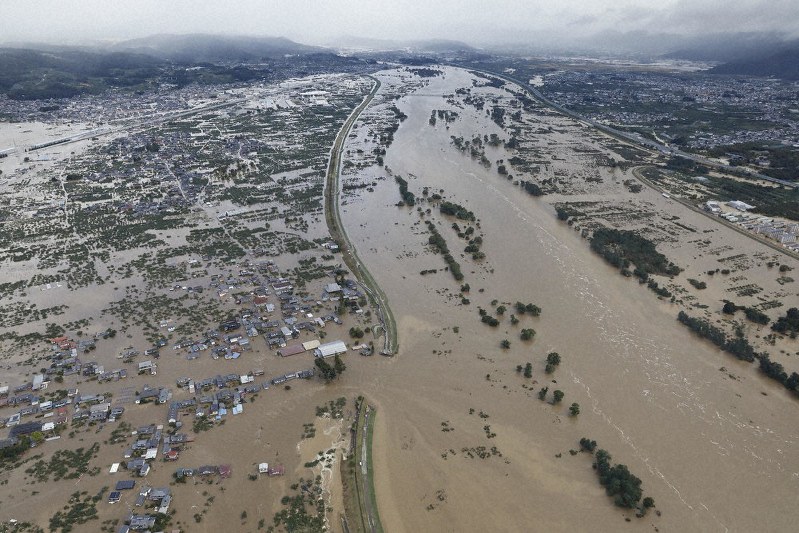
[324,75,398,355]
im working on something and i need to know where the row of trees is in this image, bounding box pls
[677,311,756,362]
[425,221,464,281]
[722,300,770,325]
[679,311,799,396]
[395,176,415,206]
[439,201,475,222]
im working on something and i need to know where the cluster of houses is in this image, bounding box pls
[174,463,233,480]
[110,484,173,531]
[703,200,799,249]
[0,378,126,436]
[0,253,372,533]
[167,367,315,424]
[118,424,170,477]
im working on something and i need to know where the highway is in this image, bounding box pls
[360,407,378,533]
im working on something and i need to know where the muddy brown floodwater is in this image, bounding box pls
[339,67,799,532]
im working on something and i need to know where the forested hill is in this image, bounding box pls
[710,45,799,81]
[0,47,163,100]
[0,35,370,101]
[111,34,322,63]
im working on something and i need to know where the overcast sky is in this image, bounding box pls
[1,0,797,46]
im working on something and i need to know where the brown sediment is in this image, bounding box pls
[338,66,799,532]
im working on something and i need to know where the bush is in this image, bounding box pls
[545,352,561,374]
[744,307,770,325]
[772,307,799,335]
[579,437,596,452]
[538,387,548,401]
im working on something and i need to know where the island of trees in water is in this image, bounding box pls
[579,438,656,517]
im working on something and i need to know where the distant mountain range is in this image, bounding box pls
[111,33,323,63]
[2,31,798,101]
[487,30,799,81]
[0,34,368,100]
[708,42,799,80]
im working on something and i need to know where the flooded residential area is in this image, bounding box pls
[2,11,799,533]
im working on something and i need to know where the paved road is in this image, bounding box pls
[360,407,378,533]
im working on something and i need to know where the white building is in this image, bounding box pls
[314,340,347,358]
[727,200,755,212]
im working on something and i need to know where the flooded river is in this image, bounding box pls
[339,67,799,532]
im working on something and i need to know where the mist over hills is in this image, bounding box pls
[328,35,478,53]
[710,43,799,80]
[111,33,323,63]
[0,34,369,100]
[0,47,164,99]
[1,30,798,101]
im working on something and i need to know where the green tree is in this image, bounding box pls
[334,354,346,375]
[569,403,580,416]
[545,352,561,373]
[722,301,738,314]
[579,437,597,452]
[553,390,564,404]
[496,305,506,315]
[315,358,337,381]
[520,328,535,341]
[538,387,548,401]
[500,339,510,349]
[523,362,533,379]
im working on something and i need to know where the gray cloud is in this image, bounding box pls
[0,0,796,46]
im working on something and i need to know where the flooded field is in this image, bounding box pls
[1,64,797,533]
[340,67,799,532]
[0,73,382,532]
